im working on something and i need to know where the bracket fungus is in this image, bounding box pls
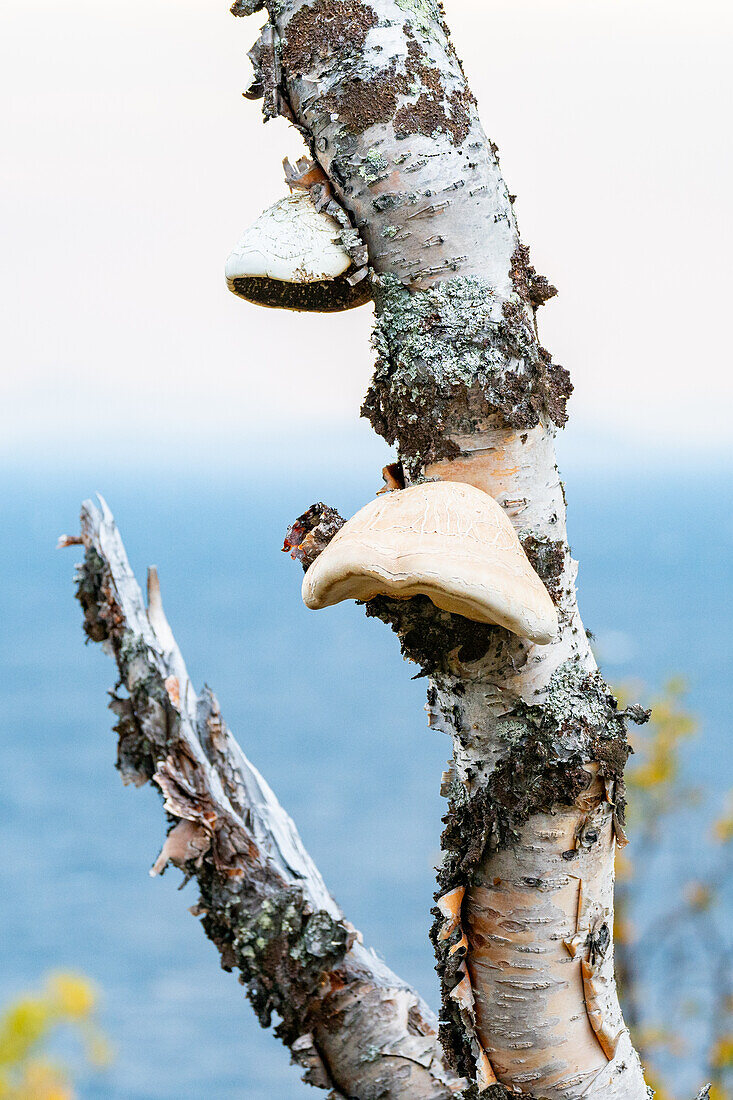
[225,190,371,312]
[301,481,558,644]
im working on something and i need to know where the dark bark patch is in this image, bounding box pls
[500,300,573,429]
[109,693,154,787]
[76,547,113,643]
[510,242,558,310]
[246,23,288,123]
[321,64,407,135]
[438,751,592,892]
[520,534,566,604]
[591,729,632,779]
[315,20,474,146]
[282,0,378,76]
[436,667,632,896]
[394,89,472,145]
[537,345,573,427]
[364,594,499,676]
[391,26,475,145]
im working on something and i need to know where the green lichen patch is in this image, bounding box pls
[363,275,571,473]
[199,882,352,1044]
[358,147,390,183]
[230,0,265,15]
[395,0,441,36]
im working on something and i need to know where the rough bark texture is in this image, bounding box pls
[236,0,649,1096]
[74,497,460,1099]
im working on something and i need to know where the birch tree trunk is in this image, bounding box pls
[234,0,651,1097]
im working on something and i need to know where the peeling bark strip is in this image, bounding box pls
[232,0,652,1095]
[74,497,460,1099]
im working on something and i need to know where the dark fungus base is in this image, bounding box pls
[228,273,372,311]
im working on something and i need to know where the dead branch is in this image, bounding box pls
[72,495,460,1099]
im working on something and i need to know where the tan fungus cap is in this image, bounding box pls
[302,481,558,645]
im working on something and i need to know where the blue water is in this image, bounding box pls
[1,463,731,1097]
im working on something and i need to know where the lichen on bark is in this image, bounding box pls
[362,274,571,474]
[199,880,352,1042]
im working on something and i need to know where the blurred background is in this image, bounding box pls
[1,0,731,1096]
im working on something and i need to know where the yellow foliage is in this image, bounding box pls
[0,998,52,1068]
[712,792,733,845]
[623,678,698,804]
[643,1068,674,1100]
[2,1060,72,1100]
[712,1034,733,1069]
[47,975,95,1022]
[0,973,110,1100]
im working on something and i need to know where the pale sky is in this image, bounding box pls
[2,0,732,472]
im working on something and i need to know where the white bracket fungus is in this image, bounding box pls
[301,481,558,644]
[225,190,370,312]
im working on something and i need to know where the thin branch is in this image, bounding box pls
[72,495,461,1099]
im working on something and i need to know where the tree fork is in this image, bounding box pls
[238,0,649,1095]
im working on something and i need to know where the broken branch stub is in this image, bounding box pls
[301,482,558,644]
[282,502,345,570]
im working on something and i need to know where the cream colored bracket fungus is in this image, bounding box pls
[225,191,370,312]
[302,481,558,644]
